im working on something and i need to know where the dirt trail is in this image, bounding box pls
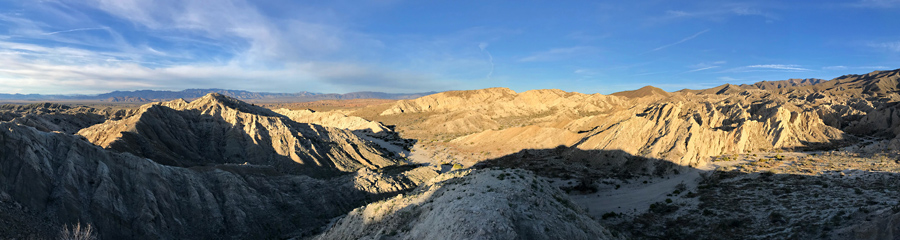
[570,164,715,218]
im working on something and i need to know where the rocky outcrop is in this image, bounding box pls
[380,88,624,118]
[367,88,625,140]
[572,93,846,166]
[274,108,392,137]
[0,103,132,134]
[371,86,848,168]
[830,208,900,240]
[610,85,669,99]
[0,122,390,239]
[317,169,618,240]
[77,93,401,173]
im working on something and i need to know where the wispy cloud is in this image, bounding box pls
[718,76,739,82]
[518,46,597,62]
[730,7,779,22]
[849,0,900,8]
[650,29,710,52]
[686,66,719,73]
[684,61,726,73]
[822,66,848,71]
[867,41,900,52]
[0,0,463,94]
[747,64,811,71]
[479,42,494,79]
[574,69,593,74]
[659,4,779,23]
[823,65,893,71]
[721,64,812,73]
[0,40,445,94]
[566,31,610,41]
[43,27,108,35]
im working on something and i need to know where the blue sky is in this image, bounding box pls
[0,0,898,94]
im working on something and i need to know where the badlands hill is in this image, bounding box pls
[0,93,444,239]
[365,69,900,166]
[318,169,618,240]
[77,93,401,174]
[610,85,669,98]
[4,68,900,239]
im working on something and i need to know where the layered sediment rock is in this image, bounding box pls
[77,93,400,173]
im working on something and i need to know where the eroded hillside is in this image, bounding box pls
[3,69,900,239]
[0,94,436,239]
[348,69,900,170]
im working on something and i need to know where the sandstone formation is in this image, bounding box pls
[609,85,669,98]
[0,122,387,239]
[274,108,392,137]
[0,94,439,239]
[354,70,900,169]
[77,93,401,173]
[4,68,900,240]
[317,169,618,240]
[0,103,132,134]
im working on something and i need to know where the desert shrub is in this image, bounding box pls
[649,201,679,214]
[59,222,97,240]
[602,211,619,219]
[452,163,463,170]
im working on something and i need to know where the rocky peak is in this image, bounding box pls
[610,85,669,98]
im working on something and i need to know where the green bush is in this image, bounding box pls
[452,163,464,170]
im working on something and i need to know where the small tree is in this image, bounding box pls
[59,222,97,240]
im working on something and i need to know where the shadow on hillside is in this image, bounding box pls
[613,168,900,240]
[100,104,419,179]
[468,145,900,239]
[473,146,688,184]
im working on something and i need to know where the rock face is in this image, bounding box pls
[610,85,669,99]
[274,108,392,137]
[0,94,442,239]
[570,92,845,166]
[361,84,851,168]
[77,93,400,174]
[317,169,618,240]
[0,103,132,134]
[0,122,391,239]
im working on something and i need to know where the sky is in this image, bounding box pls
[0,0,899,95]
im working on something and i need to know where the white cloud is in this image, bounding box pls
[720,64,812,73]
[747,64,811,71]
[684,61,726,73]
[822,66,848,70]
[518,46,597,62]
[718,76,738,82]
[686,66,719,73]
[0,40,446,94]
[650,29,710,52]
[851,0,900,8]
[0,0,461,94]
[574,69,596,75]
[867,41,900,52]
[660,4,778,23]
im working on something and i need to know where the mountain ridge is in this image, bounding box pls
[0,88,439,102]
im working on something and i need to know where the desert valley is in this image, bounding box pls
[2,68,900,239]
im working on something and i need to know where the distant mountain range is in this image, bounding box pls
[0,89,440,102]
